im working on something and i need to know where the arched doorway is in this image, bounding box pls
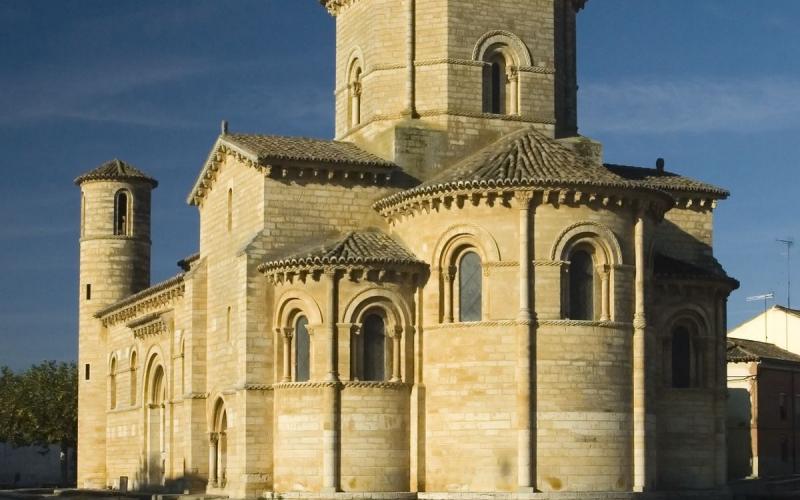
[210,399,228,488]
[146,364,166,486]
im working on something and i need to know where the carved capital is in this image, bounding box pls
[209,432,219,444]
[633,314,647,330]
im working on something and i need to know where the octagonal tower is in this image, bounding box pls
[323,0,587,180]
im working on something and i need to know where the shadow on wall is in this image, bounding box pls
[654,218,718,270]
[0,444,76,488]
[727,387,754,480]
[107,460,207,495]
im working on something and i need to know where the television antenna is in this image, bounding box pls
[747,293,775,342]
[777,238,794,309]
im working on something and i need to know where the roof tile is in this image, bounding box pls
[224,134,396,168]
[74,159,158,187]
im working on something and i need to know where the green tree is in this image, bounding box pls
[0,361,78,485]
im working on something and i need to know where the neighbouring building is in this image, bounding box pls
[75,0,739,497]
[729,305,800,354]
[727,338,800,479]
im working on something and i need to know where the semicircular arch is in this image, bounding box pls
[473,30,532,67]
[550,221,623,266]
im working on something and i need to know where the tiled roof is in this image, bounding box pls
[74,159,158,187]
[727,338,800,364]
[376,128,670,209]
[224,134,396,168]
[260,229,425,272]
[605,164,728,198]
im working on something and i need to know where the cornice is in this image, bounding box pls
[97,275,185,326]
[378,188,671,226]
[261,262,425,286]
[127,310,172,339]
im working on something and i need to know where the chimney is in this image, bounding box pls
[656,158,665,175]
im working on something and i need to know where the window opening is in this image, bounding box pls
[459,251,482,322]
[295,316,310,382]
[363,313,385,381]
[114,190,130,236]
[86,284,91,301]
[672,326,691,388]
[568,250,594,320]
[85,363,90,381]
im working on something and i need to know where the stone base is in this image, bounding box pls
[256,491,730,500]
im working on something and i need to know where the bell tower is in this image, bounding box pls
[322,0,588,180]
[74,159,156,488]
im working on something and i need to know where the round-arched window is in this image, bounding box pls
[363,313,385,381]
[295,316,310,382]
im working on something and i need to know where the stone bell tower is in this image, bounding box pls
[322,0,588,180]
[74,159,156,488]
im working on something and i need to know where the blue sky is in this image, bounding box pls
[1,0,798,370]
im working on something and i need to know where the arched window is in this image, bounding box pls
[109,357,117,410]
[568,249,594,320]
[227,188,233,233]
[114,190,131,236]
[210,400,228,488]
[295,316,310,382]
[130,351,138,406]
[671,326,692,388]
[348,61,363,128]
[363,313,385,381]
[458,251,483,322]
[482,46,516,115]
[147,364,166,486]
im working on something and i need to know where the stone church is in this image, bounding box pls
[75,0,738,498]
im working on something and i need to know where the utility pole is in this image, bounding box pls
[747,293,775,343]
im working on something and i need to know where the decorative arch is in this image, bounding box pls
[660,307,712,389]
[275,289,324,328]
[473,31,530,115]
[346,48,365,128]
[275,290,323,383]
[143,352,166,486]
[550,221,623,265]
[433,224,502,268]
[109,355,118,410]
[113,188,133,236]
[433,225,500,324]
[129,349,139,406]
[343,288,411,383]
[552,222,623,321]
[209,397,228,488]
[472,30,532,67]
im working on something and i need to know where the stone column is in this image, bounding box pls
[279,328,293,382]
[600,265,610,321]
[516,191,535,491]
[632,209,653,491]
[391,325,402,382]
[209,432,219,486]
[443,267,455,323]
[715,294,728,485]
[322,269,340,493]
[508,67,519,115]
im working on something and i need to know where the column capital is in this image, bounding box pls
[209,432,219,444]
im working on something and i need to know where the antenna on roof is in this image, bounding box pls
[656,158,665,175]
[747,292,775,343]
[221,120,229,135]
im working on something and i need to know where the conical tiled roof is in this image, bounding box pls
[74,159,158,187]
[376,128,666,210]
[260,229,425,272]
